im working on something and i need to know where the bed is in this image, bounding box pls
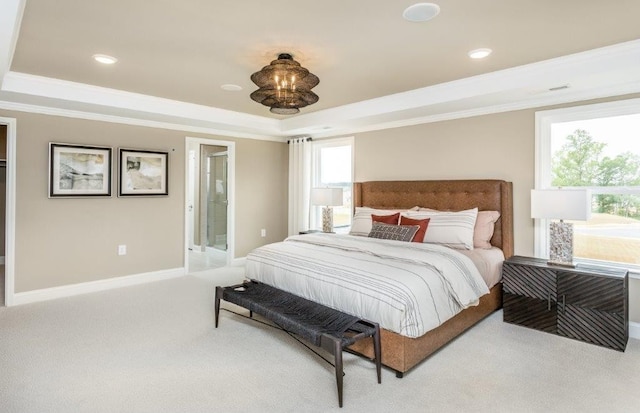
[247,179,513,376]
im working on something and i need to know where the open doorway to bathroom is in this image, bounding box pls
[186,138,234,273]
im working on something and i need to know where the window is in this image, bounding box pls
[535,99,640,271]
[311,137,354,232]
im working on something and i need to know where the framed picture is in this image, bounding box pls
[49,143,112,197]
[119,148,169,196]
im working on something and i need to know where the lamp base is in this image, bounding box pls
[549,220,574,267]
[321,207,333,233]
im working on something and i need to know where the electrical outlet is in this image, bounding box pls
[261,229,266,237]
[118,245,127,255]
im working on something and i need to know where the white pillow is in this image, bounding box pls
[349,207,404,236]
[404,207,478,250]
[418,208,499,249]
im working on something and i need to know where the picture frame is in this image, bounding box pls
[49,143,112,197]
[118,148,169,196]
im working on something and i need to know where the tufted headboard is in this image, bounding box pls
[353,179,514,258]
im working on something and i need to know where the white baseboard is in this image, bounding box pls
[630,322,640,340]
[10,267,185,306]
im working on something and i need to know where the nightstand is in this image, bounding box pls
[502,256,628,351]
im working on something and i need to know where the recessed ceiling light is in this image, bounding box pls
[92,54,118,64]
[468,48,492,59]
[403,3,441,22]
[221,84,242,91]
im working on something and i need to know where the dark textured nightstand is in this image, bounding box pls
[502,256,628,351]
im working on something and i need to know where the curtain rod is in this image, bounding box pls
[287,137,312,144]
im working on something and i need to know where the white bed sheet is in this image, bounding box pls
[456,247,505,289]
[245,234,491,338]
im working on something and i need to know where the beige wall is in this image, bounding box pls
[234,137,289,253]
[353,95,640,324]
[1,110,288,293]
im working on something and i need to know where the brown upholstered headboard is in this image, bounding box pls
[353,180,514,258]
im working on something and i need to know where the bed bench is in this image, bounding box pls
[214,281,382,407]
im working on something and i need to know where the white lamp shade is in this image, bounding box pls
[531,189,592,220]
[311,187,343,206]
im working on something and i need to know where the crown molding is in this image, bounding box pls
[280,39,640,136]
[1,71,282,138]
[0,99,284,142]
[298,81,640,139]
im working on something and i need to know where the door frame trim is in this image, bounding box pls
[1,116,16,306]
[184,137,235,273]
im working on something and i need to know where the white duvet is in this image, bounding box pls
[245,234,490,338]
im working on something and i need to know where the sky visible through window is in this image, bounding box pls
[551,113,640,158]
[320,146,351,184]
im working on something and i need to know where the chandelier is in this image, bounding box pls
[250,53,319,115]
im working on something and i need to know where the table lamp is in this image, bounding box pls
[311,187,344,233]
[531,188,591,267]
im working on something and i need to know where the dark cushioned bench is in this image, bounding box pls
[215,280,381,407]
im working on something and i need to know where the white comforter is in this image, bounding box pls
[245,234,489,338]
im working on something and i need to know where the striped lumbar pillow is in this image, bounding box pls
[368,222,419,242]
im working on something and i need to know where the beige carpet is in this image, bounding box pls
[0,266,639,413]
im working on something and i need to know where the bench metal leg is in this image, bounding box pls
[214,286,223,328]
[373,325,381,384]
[321,335,345,408]
[334,338,344,408]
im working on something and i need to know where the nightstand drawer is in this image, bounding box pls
[502,263,557,301]
[557,271,626,314]
[503,292,557,333]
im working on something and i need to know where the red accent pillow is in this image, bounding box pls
[372,212,400,225]
[399,216,430,243]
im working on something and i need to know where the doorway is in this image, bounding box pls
[185,138,235,273]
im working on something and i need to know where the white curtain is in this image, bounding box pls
[288,137,312,235]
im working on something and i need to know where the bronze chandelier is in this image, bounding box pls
[250,53,319,115]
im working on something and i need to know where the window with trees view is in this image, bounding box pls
[536,99,640,271]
